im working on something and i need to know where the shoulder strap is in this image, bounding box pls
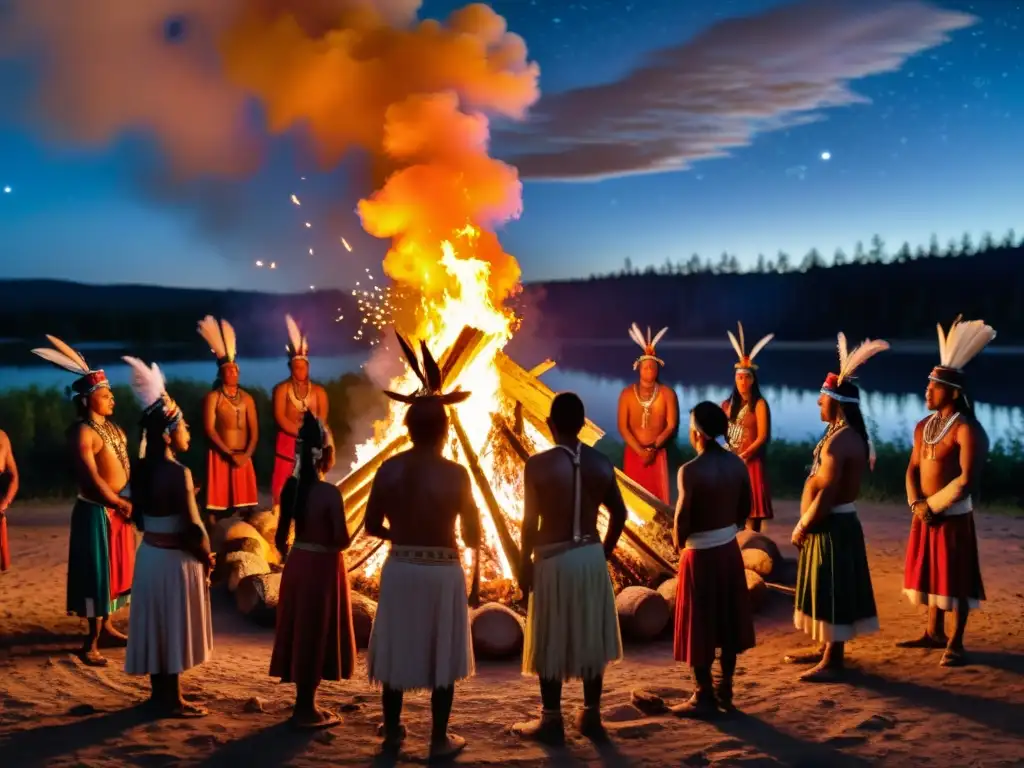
[553,443,583,542]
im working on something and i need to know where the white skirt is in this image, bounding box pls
[522,542,622,681]
[125,542,213,676]
[368,550,474,691]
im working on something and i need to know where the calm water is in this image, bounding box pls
[2,343,1021,446]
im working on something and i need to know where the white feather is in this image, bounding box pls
[737,322,746,356]
[220,319,237,360]
[943,319,996,370]
[936,322,947,365]
[650,327,668,349]
[285,314,303,354]
[839,338,890,382]
[629,323,648,350]
[122,355,167,409]
[646,326,652,347]
[747,333,774,362]
[31,347,91,375]
[726,330,743,359]
[197,316,227,359]
[836,332,849,372]
[45,335,90,372]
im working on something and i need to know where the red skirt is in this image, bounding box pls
[674,539,756,667]
[107,509,135,598]
[205,451,259,512]
[270,547,357,685]
[1,514,10,572]
[271,432,297,505]
[903,513,985,611]
[745,455,774,520]
[623,446,669,504]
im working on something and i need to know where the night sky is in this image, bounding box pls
[0,0,1019,292]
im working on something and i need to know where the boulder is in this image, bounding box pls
[351,593,377,649]
[227,552,271,592]
[742,548,774,578]
[210,515,242,554]
[656,578,678,619]
[745,569,768,612]
[471,602,525,660]
[736,530,782,576]
[616,586,671,641]
[236,573,282,627]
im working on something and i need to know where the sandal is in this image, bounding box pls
[290,709,342,730]
[79,650,109,667]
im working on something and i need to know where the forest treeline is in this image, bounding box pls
[519,230,1024,343]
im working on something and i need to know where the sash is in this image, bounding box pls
[684,524,738,550]
[939,496,973,517]
[389,545,460,565]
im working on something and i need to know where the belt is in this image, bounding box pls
[533,536,600,561]
[684,525,737,550]
[389,545,460,565]
[940,496,973,517]
[831,502,857,514]
[292,541,341,554]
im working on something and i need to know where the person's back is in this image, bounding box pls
[527,444,617,549]
[280,476,349,551]
[683,448,750,537]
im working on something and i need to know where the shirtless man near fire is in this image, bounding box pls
[198,316,259,527]
[0,428,20,571]
[899,318,996,667]
[31,336,134,666]
[618,323,678,504]
[271,315,329,507]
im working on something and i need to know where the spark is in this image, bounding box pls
[270,262,277,269]
[291,194,301,206]
[341,237,352,252]
[255,259,264,267]
[2,186,10,194]
[305,222,312,228]
[820,151,832,161]
[309,248,314,256]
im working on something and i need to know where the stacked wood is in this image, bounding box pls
[236,573,281,627]
[226,551,270,592]
[615,586,671,641]
[471,602,525,660]
[351,593,377,649]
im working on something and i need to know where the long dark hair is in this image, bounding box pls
[838,401,871,461]
[727,371,764,422]
[284,412,332,528]
[131,414,177,523]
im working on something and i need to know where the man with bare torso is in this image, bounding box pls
[513,392,626,744]
[618,324,678,504]
[31,336,135,666]
[197,316,259,527]
[786,334,888,682]
[0,428,20,571]
[670,401,756,717]
[899,318,996,667]
[365,338,481,759]
[271,315,329,506]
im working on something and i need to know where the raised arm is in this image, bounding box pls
[906,420,927,517]
[654,387,679,450]
[71,425,127,510]
[363,466,391,541]
[244,392,259,457]
[927,421,977,514]
[672,464,692,550]
[0,432,18,512]
[202,392,232,456]
[600,470,628,559]
[272,383,294,435]
[518,459,540,588]
[617,389,646,456]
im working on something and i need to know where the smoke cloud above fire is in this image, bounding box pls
[0,0,540,325]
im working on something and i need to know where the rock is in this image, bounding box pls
[616,586,671,641]
[222,521,271,561]
[236,573,282,627]
[351,593,377,649]
[210,515,242,554]
[742,548,774,578]
[471,602,525,660]
[227,552,271,592]
[736,530,782,575]
[745,569,768,612]
[656,578,678,619]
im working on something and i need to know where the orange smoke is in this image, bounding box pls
[219,1,540,331]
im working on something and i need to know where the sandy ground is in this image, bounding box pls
[2,500,1023,768]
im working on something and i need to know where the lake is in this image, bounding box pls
[1,341,1021,446]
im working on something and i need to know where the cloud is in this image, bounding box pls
[501,0,976,181]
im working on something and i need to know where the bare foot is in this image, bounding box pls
[291,707,341,730]
[670,694,718,719]
[783,647,824,665]
[165,700,209,718]
[79,649,108,667]
[940,646,967,667]
[511,714,565,746]
[896,633,947,649]
[429,732,467,760]
[799,661,844,683]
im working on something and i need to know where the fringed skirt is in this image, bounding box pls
[674,538,756,667]
[903,508,985,612]
[125,542,213,675]
[368,547,474,692]
[522,542,622,682]
[794,509,880,643]
[270,546,357,685]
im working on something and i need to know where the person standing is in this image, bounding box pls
[0,428,20,572]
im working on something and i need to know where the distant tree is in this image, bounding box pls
[801,248,826,271]
[702,257,714,274]
[1001,229,1017,248]
[623,257,634,275]
[928,234,941,258]
[643,264,656,275]
[727,254,741,273]
[765,258,776,272]
[959,232,974,257]
[686,254,702,274]
[945,238,958,257]
[776,251,791,272]
[716,251,731,273]
[978,231,995,252]
[853,240,868,263]
[663,257,674,275]
[914,244,927,260]
[895,242,913,263]
[755,253,767,273]
[868,234,886,263]
[833,248,848,266]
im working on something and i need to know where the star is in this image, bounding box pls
[820,151,832,161]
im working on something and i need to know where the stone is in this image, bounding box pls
[210,515,242,554]
[221,521,271,561]
[351,592,377,650]
[471,602,525,660]
[736,530,782,575]
[656,577,678,619]
[227,552,270,592]
[235,573,281,627]
[742,548,774,578]
[616,586,671,641]
[745,569,768,612]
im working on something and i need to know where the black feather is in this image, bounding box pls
[420,340,442,393]
[395,334,426,388]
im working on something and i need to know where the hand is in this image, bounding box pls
[791,524,806,548]
[910,501,929,521]
[116,499,133,520]
[738,449,752,462]
[232,453,247,468]
[206,552,216,572]
[642,446,657,466]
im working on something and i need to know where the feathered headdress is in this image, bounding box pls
[929,316,996,390]
[382,334,471,406]
[122,356,183,457]
[727,322,774,372]
[629,323,667,370]
[292,412,334,479]
[30,335,109,401]
[197,316,237,368]
[285,314,309,361]
[820,332,890,404]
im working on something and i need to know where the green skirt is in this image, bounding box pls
[793,512,879,643]
[66,500,131,618]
